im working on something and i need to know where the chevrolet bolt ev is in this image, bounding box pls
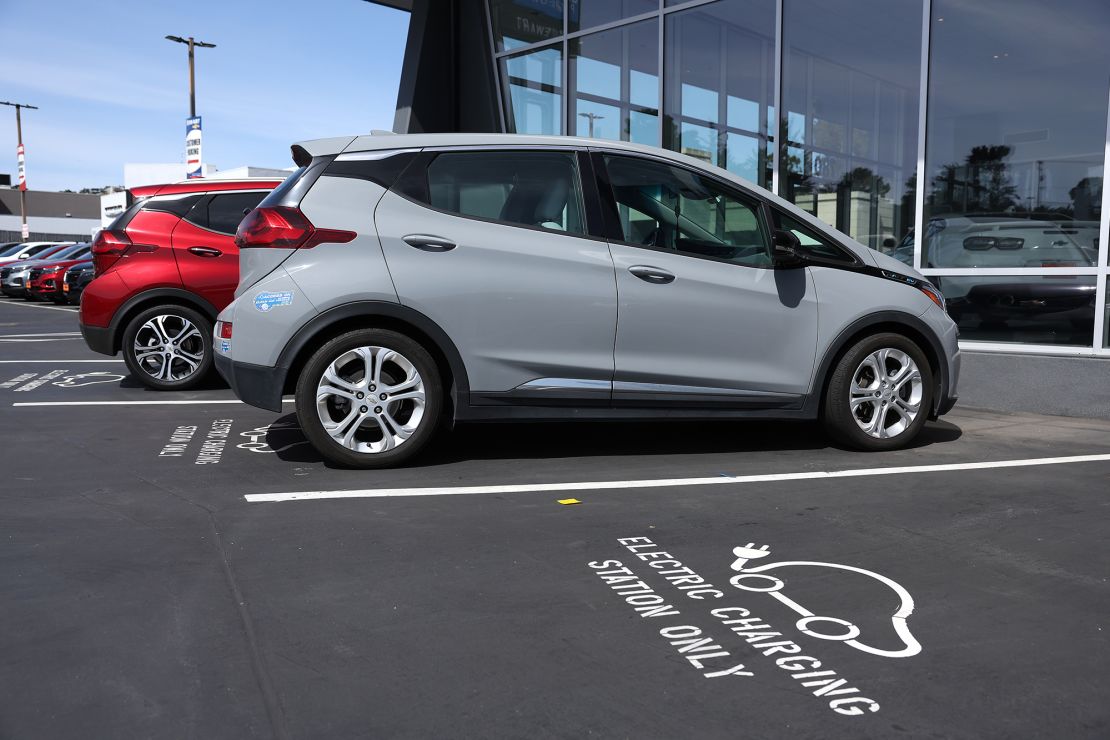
[79,178,280,389]
[215,134,959,468]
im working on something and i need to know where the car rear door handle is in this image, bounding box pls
[402,234,456,252]
[188,246,222,258]
[628,265,675,284]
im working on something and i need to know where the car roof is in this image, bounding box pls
[131,178,284,200]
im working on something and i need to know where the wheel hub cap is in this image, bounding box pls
[315,345,426,454]
[133,315,204,382]
[849,348,924,439]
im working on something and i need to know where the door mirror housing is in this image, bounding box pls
[772,229,806,267]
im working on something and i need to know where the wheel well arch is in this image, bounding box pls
[812,313,946,417]
[277,302,470,418]
[108,289,218,354]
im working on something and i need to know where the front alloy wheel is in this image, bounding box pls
[122,305,213,390]
[823,333,933,451]
[297,329,442,468]
[848,348,923,439]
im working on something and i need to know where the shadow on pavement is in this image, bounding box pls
[267,411,963,468]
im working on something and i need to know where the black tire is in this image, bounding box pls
[822,332,933,451]
[121,304,213,391]
[296,328,443,469]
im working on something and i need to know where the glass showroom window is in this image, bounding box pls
[663,0,776,189]
[501,45,563,135]
[569,19,658,145]
[568,0,656,34]
[924,0,1110,347]
[780,0,922,253]
[489,0,565,51]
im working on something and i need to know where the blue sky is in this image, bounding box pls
[0,0,408,191]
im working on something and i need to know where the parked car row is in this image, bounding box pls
[0,242,93,304]
[74,133,960,469]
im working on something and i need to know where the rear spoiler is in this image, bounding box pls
[290,136,359,167]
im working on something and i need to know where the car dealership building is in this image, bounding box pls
[371,0,1110,357]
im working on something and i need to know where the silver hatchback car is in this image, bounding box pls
[215,133,959,468]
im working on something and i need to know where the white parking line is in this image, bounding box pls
[0,301,78,313]
[12,399,295,407]
[244,452,1110,503]
[0,332,81,337]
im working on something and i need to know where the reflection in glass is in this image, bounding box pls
[569,0,656,33]
[489,0,565,51]
[664,0,775,189]
[910,216,1097,270]
[780,0,922,252]
[937,275,1097,346]
[502,45,563,135]
[923,0,1110,269]
[569,19,658,144]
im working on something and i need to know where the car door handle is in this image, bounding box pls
[628,265,675,284]
[188,246,222,258]
[402,234,456,252]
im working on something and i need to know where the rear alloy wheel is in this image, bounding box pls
[823,333,933,451]
[122,305,213,390]
[296,329,442,469]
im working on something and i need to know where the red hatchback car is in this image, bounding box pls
[80,178,281,389]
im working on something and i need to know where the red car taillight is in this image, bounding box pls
[219,321,233,339]
[235,206,356,250]
[91,229,133,275]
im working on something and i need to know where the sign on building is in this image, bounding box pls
[185,117,202,179]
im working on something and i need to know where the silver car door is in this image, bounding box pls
[374,148,618,401]
[595,151,819,405]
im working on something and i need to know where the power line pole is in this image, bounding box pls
[1,100,38,240]
[165,35,216,117]
[166,35,215,178]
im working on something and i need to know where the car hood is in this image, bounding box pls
[33,258,89,271]
[867,247,928,282]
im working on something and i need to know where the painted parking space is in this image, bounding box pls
[3,295,1110,738]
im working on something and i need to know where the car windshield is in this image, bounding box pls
[0,243,27,257]
[51,244,87,260]
[27,245,67,260]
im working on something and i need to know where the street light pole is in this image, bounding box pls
[1,100,38,240]
[578,112,604,138]
[165,35,216,117]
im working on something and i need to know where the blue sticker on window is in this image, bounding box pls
[254,291,294,312]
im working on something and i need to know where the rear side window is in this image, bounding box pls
[186,191,268,235]
[422,150,587,235]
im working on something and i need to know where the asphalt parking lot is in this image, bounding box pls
[2,297,1109,739]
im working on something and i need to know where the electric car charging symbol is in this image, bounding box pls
[729,543,921,658]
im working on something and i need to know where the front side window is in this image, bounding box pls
[773,211,856,263]
[601,154,771,267]
[425,150,587,235]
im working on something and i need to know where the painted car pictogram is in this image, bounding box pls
[237,421,309,454]
[53,371,127,388]
[729,543,921,658]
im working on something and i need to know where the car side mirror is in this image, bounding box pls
[772,229,806,267]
